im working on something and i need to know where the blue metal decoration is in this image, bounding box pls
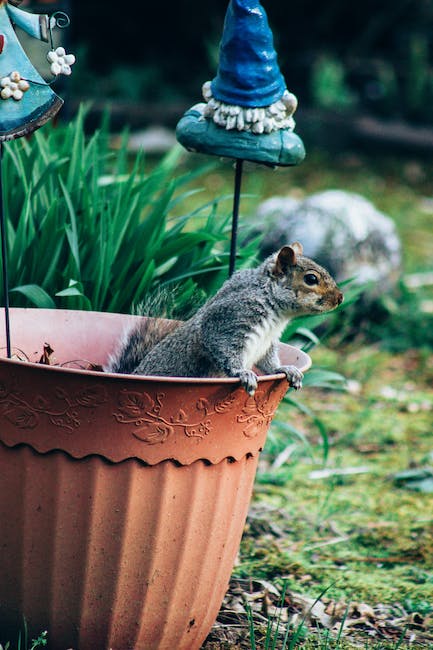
[0,0,74,356]
[0,1,74,140]
[175,0,305,274]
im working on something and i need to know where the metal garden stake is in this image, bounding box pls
[0,0,74,357]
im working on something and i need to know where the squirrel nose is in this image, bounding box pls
[337,291,344,305]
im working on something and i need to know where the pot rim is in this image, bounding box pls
[0,307,312,382]
[0,353,311,382]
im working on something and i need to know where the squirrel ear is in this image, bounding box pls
[273,245,298,275]
[290,241,303,256]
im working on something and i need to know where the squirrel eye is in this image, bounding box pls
[304,273,319,286]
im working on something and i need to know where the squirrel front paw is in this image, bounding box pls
[275,365,303,390]
[236,369,258,396]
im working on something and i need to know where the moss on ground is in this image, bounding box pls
[234,344,433,646]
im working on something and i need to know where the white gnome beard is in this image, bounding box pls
[201,81,297,134]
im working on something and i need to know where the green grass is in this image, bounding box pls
[1,628,47,650]
[230,344,433,647]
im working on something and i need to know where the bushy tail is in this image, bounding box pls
[106,285,202,374]
[105,317,181,374]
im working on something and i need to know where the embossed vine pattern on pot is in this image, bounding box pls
[113,388,277,444]
[0,379,108,432]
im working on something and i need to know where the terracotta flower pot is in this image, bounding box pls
[0,308,311,650]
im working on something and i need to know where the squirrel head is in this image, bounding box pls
[269,242,344,315]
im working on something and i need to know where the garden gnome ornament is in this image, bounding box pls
[0,0,74,359]
[176,0,305,166]
[0,0,75,141]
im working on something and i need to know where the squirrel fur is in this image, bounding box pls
[106,243,343,395]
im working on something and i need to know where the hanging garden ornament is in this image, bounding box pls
[0,1,74,359]
[0,0,74,141]
[176,0,305,166]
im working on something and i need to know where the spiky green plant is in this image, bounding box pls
[1,105,256,314]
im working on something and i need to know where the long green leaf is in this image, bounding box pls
[10,284,56,309]
[1,105,244,313]
[58,176,81,276]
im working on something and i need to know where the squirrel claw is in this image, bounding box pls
[276,365,303,390]
[237,369,258,396]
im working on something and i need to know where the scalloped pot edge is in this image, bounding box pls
[0,359,293,465]
[0,438,259,467]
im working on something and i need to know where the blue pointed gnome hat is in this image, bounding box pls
[210,0,286,107]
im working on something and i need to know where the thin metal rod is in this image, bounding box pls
[0,141,11,358]
[229,158,244,276]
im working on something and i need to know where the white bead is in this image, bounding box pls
[51,62,61,75]
[226,115,237,130]
[202,81,212,101]
[1,87,11,99]
[9,82,18,91]
[47,50,57,63]
[12,89,23,101]
[61,64,72,76]
[252,121,264,134]
[18,80,29,91]
[263,117,273,133]
[282,91,298,113]
[203,104,213,117]
[1,77,10,88]
[10,71,20,82]
[64,54,76,65]
[213,109,222,125]
[55,46,66,57]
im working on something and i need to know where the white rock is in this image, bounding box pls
[124,126,177,153]
[255,190,402,294]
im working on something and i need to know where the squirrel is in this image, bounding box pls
[106,243,343,395]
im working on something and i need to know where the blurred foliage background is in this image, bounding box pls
[62,0,433,129]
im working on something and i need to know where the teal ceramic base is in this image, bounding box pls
[176,106,305,167]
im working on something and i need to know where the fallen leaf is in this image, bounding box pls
[38,342,54,365]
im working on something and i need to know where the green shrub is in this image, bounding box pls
[1,105,256,315]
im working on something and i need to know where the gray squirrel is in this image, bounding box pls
[106,243,343,395]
